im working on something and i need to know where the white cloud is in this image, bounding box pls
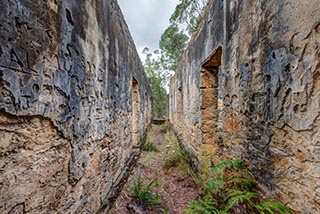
[118,0,179,59]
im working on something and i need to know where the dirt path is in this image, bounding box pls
[109,124,199,214]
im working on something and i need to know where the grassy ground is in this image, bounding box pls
[109,124,198,214]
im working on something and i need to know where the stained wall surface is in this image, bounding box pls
[169,0,320,212]
[0,0,152,213]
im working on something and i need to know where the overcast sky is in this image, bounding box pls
[117,0,179,61]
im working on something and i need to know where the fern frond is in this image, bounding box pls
[210,159,245,174]
[130,177,161,207]
[204,177,226,193]
[226,176,256,191]
[255,205,275,214]
[189,158,290,214]
[185,197,227,214]
[255,200,291,214]
[210,160,231,173]
[230,159,245,169]
[226,176,256,185]
[224,189,258,211]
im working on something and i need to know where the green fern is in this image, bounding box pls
[210,159,245,174]
[226,176,255,185]
[130,176,161,207]
[224,188,258,211]
[184,159,291,214]
[185,197,227,214]
[204,177,226,193]
[255,200,291,214]
[226,176,256,191]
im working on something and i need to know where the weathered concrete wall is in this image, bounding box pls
[169,0,320,212]
[0,0,152,213]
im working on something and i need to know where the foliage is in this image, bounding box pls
[210,159,245,173]
[186,196,228,214]
[160,124,171,133]
[162,209,169,214]
[158,0,208,72]
[143,48,168,118]
[169,0,208,35]
[159,24,189,71]
[142,0,208,99]
[130,176,162,207]
[255,200,291,214]
[142,140,159,152]
[185,159,291,214]
[162,144,191,170]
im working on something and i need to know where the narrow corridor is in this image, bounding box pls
[109,124,198,214]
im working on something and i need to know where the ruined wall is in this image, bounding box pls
[169,0,224,170]
[0,0,152,213]
[169,0,320,212]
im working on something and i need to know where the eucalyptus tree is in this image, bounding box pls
[143,48,168,119]
[159,0,208,72]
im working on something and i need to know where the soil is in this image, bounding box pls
[109,124,199,214]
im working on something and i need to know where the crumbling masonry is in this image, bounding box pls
[0,0,152,213]
[1,0,320,213]
[169,0,320,213]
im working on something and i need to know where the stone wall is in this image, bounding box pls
[0,0,152,213]
[169,0,224,170]
[169,0,320,212]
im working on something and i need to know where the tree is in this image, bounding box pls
[143,0,209,112]
[169,0,207,35]
[143,48,168,119]
[158,0,208,72]
[159,24,188,71]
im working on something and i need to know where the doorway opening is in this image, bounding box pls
[132,79,140,146]
[200,47,222,145]
[177,87,182,118]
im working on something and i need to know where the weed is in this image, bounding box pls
[185,158,291,214]
[218,131,223,143]
[142,140,159,152]
[160,124,171,133]
[162,146,191,170]
[162,143,199,186]
[161,209,169,214]
[130,176,162,207]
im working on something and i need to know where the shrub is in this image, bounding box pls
[142,140,159,152]
[130,176,162,207]
[162,146,191,170]
[160,124,171,133]
[185,159,291,214]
